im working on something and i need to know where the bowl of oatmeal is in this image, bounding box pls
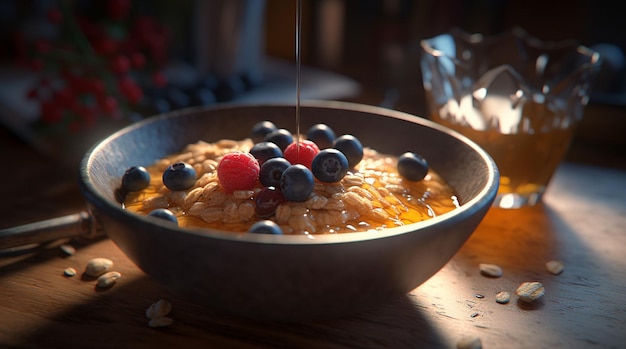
[79,101,499,320]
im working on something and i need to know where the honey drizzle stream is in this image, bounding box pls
[295,0,302,155]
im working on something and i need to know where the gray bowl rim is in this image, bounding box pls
[80,100,499,246]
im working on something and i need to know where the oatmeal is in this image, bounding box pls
[123,136,458,235]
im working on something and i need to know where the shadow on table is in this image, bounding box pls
[0,236,105,274]
[18,274,447,349]
[10,198,604,349]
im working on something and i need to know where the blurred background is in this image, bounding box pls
[0,0,624,165]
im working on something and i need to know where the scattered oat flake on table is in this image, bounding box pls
[479,263,503,278]
[457,335,482,349]
[149,316,174,328]
[63,267,77,277]
[495,291,510,304]
[59,244,76,256]
[516,281,545,302]
[146,299,173,319]
[546,260,564,275]
[85,258,114,277]
[96,271,122,288]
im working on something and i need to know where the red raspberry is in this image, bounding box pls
[217,152,260,193]
[283,140,320,170]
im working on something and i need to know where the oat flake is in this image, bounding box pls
[146,299,173,319]
[495,291,510,304]
[85,258,114,277]
[545,260,564,275]
[60,244,76,256]
[96,271,122,288]
[479,263,503,278]
[149,316,174,328]
[516,281,545,302]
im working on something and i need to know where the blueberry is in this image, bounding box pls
[250,141,283,166]
[248,220,283,235]
[306,123,336,149]
[333,134,363,168]
[148,208,178,225]
[251,121,278,143]
[198,74,219,90]
[121,166,151,192]
[151,97,171,114]
[166,87,191,109]
[263,128,294,151]
[397,152,429,181]
[255,186,286,218]
[162,162,196,191]
[280,164,314,202]
[311,149,349,183]
[214,76,246,102]
[189,87,216,106]
[259,157,291,187]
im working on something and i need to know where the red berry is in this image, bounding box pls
[86,79,105,96]
[255,186,286,218]
[40,100,63,123]
[99,95,119,113]
[34,39,52,53]
[118,76,143,104]
[94,38,118,56]
[217,152,260,193]
[283,140,320,170]
[110,54,131,74]
[130,52,146,69]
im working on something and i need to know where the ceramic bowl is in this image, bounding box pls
[79,101,499,321]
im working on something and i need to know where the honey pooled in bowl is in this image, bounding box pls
[122,133,459,235]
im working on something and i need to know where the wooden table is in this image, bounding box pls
[1,124,625,349]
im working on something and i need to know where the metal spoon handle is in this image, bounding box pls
[0,211,102,250]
